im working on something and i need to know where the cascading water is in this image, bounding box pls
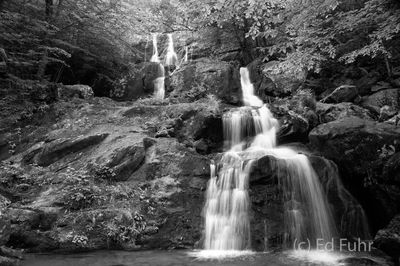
[150,33,160,63]
[165,33,178,66]
[202,67,339,252]
[148,33,164,100]
[153,63,165,100]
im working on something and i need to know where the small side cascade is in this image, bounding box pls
[150,33,160,63]
[165,33,178,66]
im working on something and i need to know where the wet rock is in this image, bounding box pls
[32,133,109,166]
[362,88,400,115]
[262,60,307,97]
[169,58,241,104]
[374,215,400,261]
[58,84,94,100]
[316,102,374,123]
[321,84,358,103]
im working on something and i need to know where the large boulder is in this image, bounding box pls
[261,60,307,97]
[321,85,358,103]
[374,215,400,261]
[362,88,400,115]
[316,102,375,123]
[169,58,241,104]
[309,117,400,230]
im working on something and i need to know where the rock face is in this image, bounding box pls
[169,58,241,104]
[374,215,400,260]
[309,117,400,230]
[0,98,217,253]
[322,85,358,103]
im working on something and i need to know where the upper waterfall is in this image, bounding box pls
[150,33,160,63]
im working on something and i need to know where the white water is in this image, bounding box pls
[202,67,336,253]
[153,63,165,100]
[150,34,160,63]
[165,33,178,66]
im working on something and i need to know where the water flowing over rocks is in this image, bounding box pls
[0,35,399,264]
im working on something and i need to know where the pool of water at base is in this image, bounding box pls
[21,249,386,266]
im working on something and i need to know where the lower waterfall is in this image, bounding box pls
[202,67,340,251]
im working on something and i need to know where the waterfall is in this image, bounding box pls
[153,63,165,100]
[165,33,178,66]
[150,34,160,63]
[202,67,338,252]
